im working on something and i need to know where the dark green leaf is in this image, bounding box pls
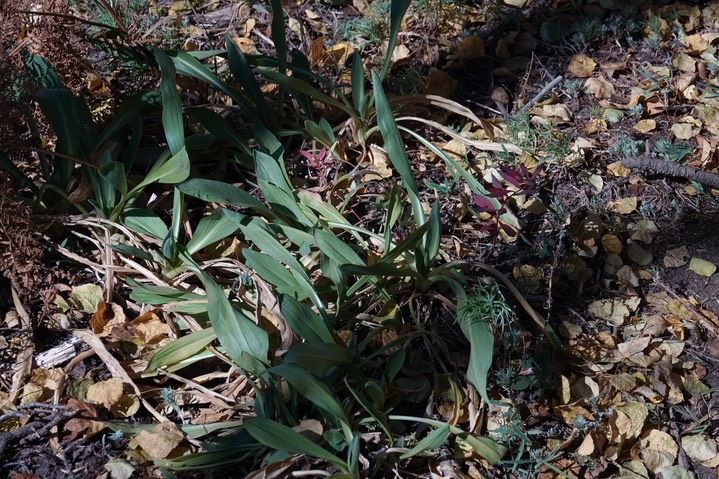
[186,208,242,255]
[244,418,348,471]
[153,49,185,155]
[268,363,349,428]
[201,273,269,366]
[400,424,450,459]
[279,295,334,344]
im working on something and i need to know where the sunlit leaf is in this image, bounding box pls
[400,424,450,459]
[146,327,216,371]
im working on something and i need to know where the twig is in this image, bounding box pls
[623,155,719,189]
[156,369,235,410]
[0,408,78,456]
[518,75,563,113]
[74,330,168,423]
[7,9,126,34]
[92,0,130,35]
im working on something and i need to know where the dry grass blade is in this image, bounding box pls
[8,286,33,404]
[396,116,522,154]
[390,94,488,125]
[156,369,235,410]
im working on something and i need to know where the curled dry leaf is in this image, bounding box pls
[135,422,184,459]
[457,35,485,61]
[584,76,615,99]
[634,119,657,133]
[70,283,103,314]
[567,53,596,78]
[689,257,716,276]
[607,197,638,214]
[86,378,124,410]
[636,429,678,473]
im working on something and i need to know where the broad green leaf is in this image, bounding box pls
[96,160,127,215]
[162,187,184,261]
[425,203,441,264]
[94,90,161,151]
[399,127,499,206]
[243,249,305,298]
[385,349,405,383]
[297,191,366,245]
[239,218,309,283]
[258,68,355,117]
[146,327,217,371]
[258,180,313,226]
[244,418,348,472]
[109,244,154,262]
[278,295,334,344]
[169,50,254,113]
[371,72,424,227]
[458,313,493,405]
[186,107,252,156]
[90,153,120,215]
[351,54,367,114]
[201,273,269,366]
[400,424,451,459]
[274,223,315,248]
[384,221,429,261]
[284,343,352,376]
[457,432,507,465]
[253,121,284,158]
[35,88,80,160]
[133,147,190,192]
[126,278,205,305]
[383,185,403,254]
[22,52,63,89]
[98,161,127,197]
[303,119,335,147]
[417,202,441,275]
[313,229,363,266]
[106,419,244,440]
[388,415,507,465]
[177,179,272,218]
[269,363,350,429]
[343,222,430,298]
[153,48,185,155]
[344,380,394,445]
[186,208,241,255]
[225,33,274,129]
[267,0,288,78]
[340,263,419,278]
[122,208,169,239]
[380,0,412,80]
[255,150,292,193]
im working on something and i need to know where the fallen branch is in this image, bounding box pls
[518,75,563,114]
[623,156,719,189]
[0,406,78,456]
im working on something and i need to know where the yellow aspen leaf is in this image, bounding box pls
[567,53,596,77]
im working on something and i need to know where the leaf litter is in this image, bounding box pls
[3,0,719,478]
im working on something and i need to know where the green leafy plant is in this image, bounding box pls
[1,51,188,218]
[24,0,569,475]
